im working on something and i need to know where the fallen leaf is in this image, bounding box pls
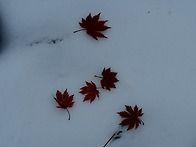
[79,81,99,103]
[53,89,74,120]
[118,105,144,130]
[101,67,119,91]
[74,13,111,40]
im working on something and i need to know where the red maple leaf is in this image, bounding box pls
[74,13,111,40]
[79,81,99,103]
[53,89,75,120]
[118,105,144,130]
[95,67,119,91]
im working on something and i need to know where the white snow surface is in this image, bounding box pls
[0,0,196,147]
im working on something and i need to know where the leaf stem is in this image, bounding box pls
[103,132,117,147]
[94,75,103,79]
[65,108,71,120]
[73,28,86,33]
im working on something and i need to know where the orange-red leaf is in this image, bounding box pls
[79,81,99,103]
[118,105,144,130]
[78,13,111,40]
[101,67,119,91]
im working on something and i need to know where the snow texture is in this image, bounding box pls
[0,0,196,147]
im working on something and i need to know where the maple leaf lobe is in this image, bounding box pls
[101,67,119,91]
[79,81,99,103]
[118,105,144,130]
[78,13,111,40]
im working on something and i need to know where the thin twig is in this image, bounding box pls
[103,132,117,147]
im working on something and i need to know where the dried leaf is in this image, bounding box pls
[101,67,119,91]
[118,105,144,130]
[75,13,111,40]
[53,89,74,120]
[79,81,99,103]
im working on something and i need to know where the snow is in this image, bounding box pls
[0,0,196,146]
